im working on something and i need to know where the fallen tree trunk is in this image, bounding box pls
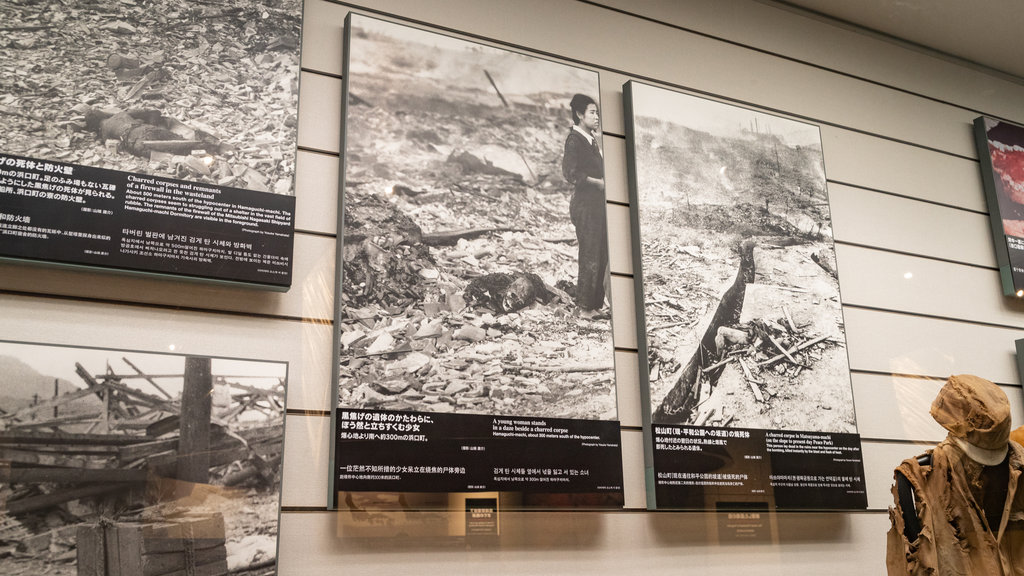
[422,227,523,246]
[653,240,756,423]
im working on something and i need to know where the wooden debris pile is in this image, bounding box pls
[77,513,228,576]
[687,306,841,428]
[339,182,614,419]
[340,269,615,420]
[0,357,284,573]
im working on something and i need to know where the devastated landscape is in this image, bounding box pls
[0,343,285,575]
[337,17,617,421]
[0,0,300,194]
[629,85,856,433]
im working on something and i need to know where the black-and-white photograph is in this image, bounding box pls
[625,81,856,434]
[0,0,300,195]
[336,15,616,421]
[0,341,286,576]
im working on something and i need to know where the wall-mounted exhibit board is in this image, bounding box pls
[975,117,1024,296]
[623,80,867,510]
[0,0,301,289]
[4,0,1024,573]
[0,339,288,575]
[329,12,622,508]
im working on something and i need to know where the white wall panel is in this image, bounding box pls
[299,0,346,75]
[821,126,986,211]
[589,1,1024,121]
[610,274,638,350]
[829,184,995,267]
[843,307,1022,383]
[602,136,629,204]
[606,203,633,276]
[835,244,1024,327]
[862,441,925,511]
[614,350,642,427]
[282,414,332,507]
[0,293,333,411]
[852,373,1024,442]
[294,149,340,235]
[620,428,646,509]
[297,70,342,153]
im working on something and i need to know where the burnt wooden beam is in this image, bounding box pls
[7,483,129,515]
[1,467,148,484]
[121,357,174,399]
[177,357,212,485]
[0,431,152,446]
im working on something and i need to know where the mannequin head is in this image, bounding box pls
[931,374,1011,465]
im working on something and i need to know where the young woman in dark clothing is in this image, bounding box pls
[561,93,608,316]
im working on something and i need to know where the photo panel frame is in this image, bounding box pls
[623,80,867,510]
[974,116,1024,297]
[0,340,287,574]
[330,13,623,510]
[0,0,301,289]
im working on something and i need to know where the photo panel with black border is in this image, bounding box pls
[330,13,622,510]
[0,339,288,573]
[623,80,867,511]
[974,116,1024,297]
[0,0,300,289]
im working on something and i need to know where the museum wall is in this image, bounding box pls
[4,0,1024,573]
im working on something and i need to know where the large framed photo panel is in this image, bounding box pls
[0,0,300,289]
[974,117,1024,297]
[0,340,287,574]
[623,81,867,510]
[330,14,623,509]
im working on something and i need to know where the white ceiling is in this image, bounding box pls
[770,0,1024,82]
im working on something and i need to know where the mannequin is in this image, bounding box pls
[886,374,1024,575]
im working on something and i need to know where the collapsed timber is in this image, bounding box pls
[651,238,847,429]
[0,357,283,575]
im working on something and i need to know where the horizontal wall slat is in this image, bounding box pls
[862,439,929,511]
[829,183,995,267]
[297,70,342,154]
[610,274,638,350]
[852,373,1024,442]
[0,233,336,321]
[843,306,1022,384]
[283,414,332,507]
[614,350,641,428]
[295,149,341,235]
[602,135,630,204]
[0,293,333,411]
[821,126,986,212]
[592,0,1024,121]
[835,244,1024,327]
[302,0,983,158]
[300,0,346,79]
[620,428,645,509]
[606,203,633,276]
[599,71,632,137]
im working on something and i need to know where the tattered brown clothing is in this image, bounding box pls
[886,439,1024,575]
